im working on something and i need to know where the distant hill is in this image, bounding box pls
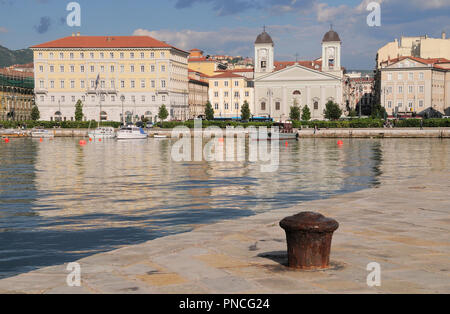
[0,45,33,68]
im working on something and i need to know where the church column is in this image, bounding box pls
[306,86,311,108]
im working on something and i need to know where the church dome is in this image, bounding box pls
[255,31,273,44]
[322,29,341,42]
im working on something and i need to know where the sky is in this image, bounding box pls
[0,0,449,69]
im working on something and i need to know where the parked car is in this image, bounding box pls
[146,122,154,129]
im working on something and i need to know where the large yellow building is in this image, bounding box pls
[0,68,34,121]
[31,34,189,122]
[188,49,226,77]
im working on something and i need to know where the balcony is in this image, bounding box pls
[86,88,118,95]
[35,89,48,94]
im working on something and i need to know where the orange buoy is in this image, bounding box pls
[337,140,344,146]
[39,138,43,142]
[89,138,92,142]
[99,138,102,142]
[218,138,224,143]
[285,141,288,147]
[4,138,9,143]
[79,140,87,146]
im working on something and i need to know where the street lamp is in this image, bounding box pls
[359,85,363,118]
[120,95,125,125]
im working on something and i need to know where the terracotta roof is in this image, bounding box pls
[188,57,216,62]
[0,68,34,78]
[211,72,245,79]
[30,36,186,52]
[215,68,254,73]
[274,60,323,72]
[383,56,450,68]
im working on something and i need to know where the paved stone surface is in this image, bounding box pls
[0,171,449,294]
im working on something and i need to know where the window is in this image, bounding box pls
[130,65,135,73]
[101,80,105,88]
[120,52,124,59]
[49,52,54,59]
[387,73,392,81]
[408,101,413,108]
[70,80,75,88]
[91,96,95,102]
[419,85,424,93]
[50,80,54,88]
[419,100,424,107]
[314,101,319,110]
[409,86,414,93]
[141,80,145,88]
[121,80,125,88]
[151,65,155,72]
[80,80,85,88]
[70,65,75,73]
[215,103,219,110]
[141,96,145,102]
[408,73,413,80]
[234,81,239,87]
[140,52,145,59]
[388,101,392,108]
[214,92,219,97]
[80,52,84,59]
[131,80,135,88]
[60,65,64,73]
[224,92,229,97]
[111,80,115,89]
[90,52,94,59]
[152,96,156,102]
[38,53,43,59]
[100,52,104,59]
[245,91,249,97]
[150,52,155,58]
[130,52,135,59]
[224,103,229,110]
[419,72,424,80]
[161,80,166,88]
[82,95,85,101]
[80,65,85,73]
[141,65,145,73]
[91,80,95,88]
[162,96,165,101]
[51,96,55,102]
[61,96,65,102]
[70,53,74,59]
[40,96,44,102]
[39,80,44,89]
[111,65,115,73]
[398,86,403,93]
[90,65,95,73]
[110,52,114,59]
[161,52,165,58]
[235,103,239,110]
[261,102,266,111]
[224,81,229,87]
[101,65,105,72]
[161,65,166,72]
[39,65,44,72]
[151,80,155,88]
[60,53,64,59]
[72,96,76,102]
[398,101,402,108]
[50,65,54,73]
[120,65,124,73]
[234,92,239,98]
[398,73,403,80]
[60,80,65,88]
[275,102,280,111]
[214,81,218,87]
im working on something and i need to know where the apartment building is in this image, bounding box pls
[31,34,189,122]
[208,72,254,118]
[380,56,450,117]
[188,69,209,119]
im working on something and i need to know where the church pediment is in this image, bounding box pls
[254,64,341,82]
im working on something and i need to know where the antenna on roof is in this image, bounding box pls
[330,23,333,30]
[263,25,266,32]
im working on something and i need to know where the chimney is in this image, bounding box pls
[77,32,80,37]
[442,31,446,39]
[72,33,75,37]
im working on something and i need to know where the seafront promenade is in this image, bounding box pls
[2,128,450,138]
[0,170,448,294]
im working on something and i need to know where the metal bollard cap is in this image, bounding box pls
[280,211,339,233]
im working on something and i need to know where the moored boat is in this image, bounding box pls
[116,126,148,140]
[31,129,54,138]
[88,127,116,139]
[251,122,299,140]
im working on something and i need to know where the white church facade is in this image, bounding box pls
[252,28,344,121]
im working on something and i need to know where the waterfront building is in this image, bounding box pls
[0,67,34,121]
[343,72,374,115]
[31,34,189,122]
[380,56,450,117]
[188,69,209,119]
[188,49,226,77]
[208,72,254,118]
[252,28,344,121]
[377,32,450,68]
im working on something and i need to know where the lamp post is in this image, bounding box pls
[359,85,363,118]
[120,95,125,126]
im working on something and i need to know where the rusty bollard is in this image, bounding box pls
[280,212,339,270]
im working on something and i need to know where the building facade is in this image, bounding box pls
[208,72,254,118]
[0,68,34,121]
[252,28,344,121]
[377,32,450,68]
[31,34,189,122]
[188,69,209,119]
[380,56,450,117]
[343,74,374,115]
[188,49,226,77]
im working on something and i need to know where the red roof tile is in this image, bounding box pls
[211,72,245,79]
[30,36,186,52]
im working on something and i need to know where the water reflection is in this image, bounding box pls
[0,138,449,278]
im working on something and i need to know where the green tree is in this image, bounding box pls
[289,100,301,121]
[75,99,83,122]
[158,104,169,121]
[30,105,40,121]
[301,105,311,121]
[324,101,342,120]
[205,101,214,121]
[241,100,251,121]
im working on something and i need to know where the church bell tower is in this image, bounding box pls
[254,27,274,78]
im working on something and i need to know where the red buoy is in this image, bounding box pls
[337,140,344,146]
[4,138,9,143]
[99,138,102,142]
[39,138,43,142]
[79,140,87,146]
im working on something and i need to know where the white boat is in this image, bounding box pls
[31,129,54,138]
[154,134,168,139]
[116,126,148,140]
[251,123,299,141]
[88,127,116,139]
